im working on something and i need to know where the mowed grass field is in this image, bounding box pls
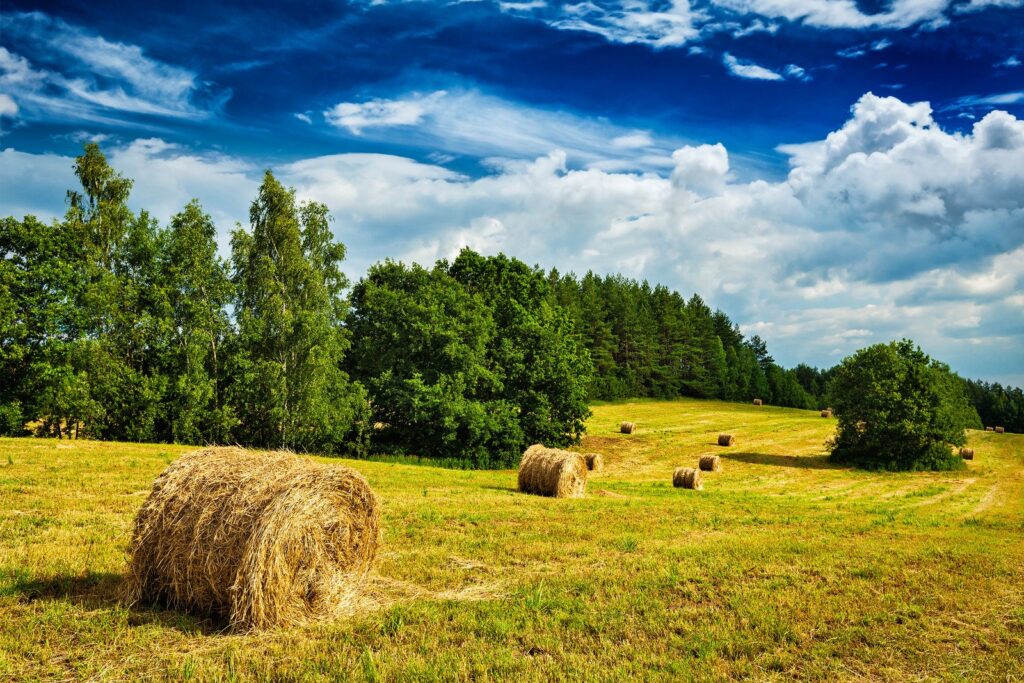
[1,399,1023,682]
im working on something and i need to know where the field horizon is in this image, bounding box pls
[2,398,1022,681]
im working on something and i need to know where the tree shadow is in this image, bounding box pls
[722,452,840,470]
[10,570,228,634]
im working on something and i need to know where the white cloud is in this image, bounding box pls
[949,91,1024,110]
[2,92,1023,383]
[0,12,224,125]
[784,63,811,80]
[294,112,313,124]
[712,0,953,29]
[997,55,1021,68]
[0,93,17,117]
[324,91,446,133]
[611,131,655,149]
[500,0,702,48]
[323,88,680,170]
[722,52,783,80]
[955,0,1023,13]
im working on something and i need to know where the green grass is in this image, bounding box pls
[1,398,1022,681]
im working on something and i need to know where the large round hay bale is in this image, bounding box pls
[126,447,380,631]
[820,409,832,418]
[672,467,703,490]
[753,398,763,406]
[698,454,722,472]
[995,426,1005,434]
[620,421,636,434]
[584,453,604,472]
[985,426,994,432]
[717,433,735,447]
[959,448,975,460]
[518,445,587,498]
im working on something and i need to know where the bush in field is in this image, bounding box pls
[828,339,981,471]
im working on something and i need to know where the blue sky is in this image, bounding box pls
[1,0,1023,384]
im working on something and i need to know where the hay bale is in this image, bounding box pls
[995,426,1005,434]
[518,445,587,498]
[698,454,722,472]
[620,421,636,434]
[126,447,380,631]
[584,453,604,472]
[753,398,763,406]
[985,426,994,432]
[820,409,832,418]
[959,448,975,460]
[672,467,703,490]
[717,433,735,447]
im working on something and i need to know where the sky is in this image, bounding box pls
[1,0,1023,385]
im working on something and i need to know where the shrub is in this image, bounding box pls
[827,339,981,471]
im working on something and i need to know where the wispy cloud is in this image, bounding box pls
[997,55,1021,68]
[322,88,679,170]
[948,91,1024,110]
[0,11,228,126]
[722,53,783,81]
[499,0,702,48]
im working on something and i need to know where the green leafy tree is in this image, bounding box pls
[828,339,980,471]
[161,200,235,444]
[229,171,368,454]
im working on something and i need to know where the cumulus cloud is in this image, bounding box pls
[722,52,783,80]
[2,93,1023,383]
[0,12,226,125]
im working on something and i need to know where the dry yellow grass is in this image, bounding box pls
[1,398,1023,681]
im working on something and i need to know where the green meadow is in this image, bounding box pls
[1,399,1022,681]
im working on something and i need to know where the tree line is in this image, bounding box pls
[1,145,1018,466]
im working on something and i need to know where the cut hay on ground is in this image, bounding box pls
[518,445,587,498]
[620,421,636,434]
[584,453,604,472]
[698,455,722,472]
[717,433,735,447]
[126,447,380,631]
[995,426,1005,433]
[820,409,832,418]
[673,467,703,490]
[753,399,763,406]
[960,448,975,460]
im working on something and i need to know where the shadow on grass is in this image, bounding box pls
[722,452,840,470]
[8,570,227,634]
[479,484,519,493]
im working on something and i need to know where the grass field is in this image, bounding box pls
[1,399,1022,681]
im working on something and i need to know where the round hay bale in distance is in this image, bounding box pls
[126,447,380,632]
[753,398,763,406]
[620,421,636,434]
[985,426,994,432]
[698,455,722,472]
[995,426,1005,433]
[820,409,832,418]
[717,433,735,447]
[584,453,604,472]
[959,448,975,460]
[518,445,587,498]
[673,467,703,490]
